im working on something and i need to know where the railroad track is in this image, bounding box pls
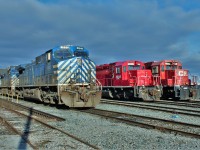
[152,100,200,108]
[0,99,65,122]
[0,99,99,149]
[102,98,200,108]
[81,108,200,139]
[101,99,200,117]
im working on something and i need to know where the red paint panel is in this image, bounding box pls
[96,60,153,87]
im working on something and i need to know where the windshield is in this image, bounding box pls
[74,50,88,58]
[128,65,140,70]
[166,65,177,70]
[54,48,73,60]
[54,46,89,60]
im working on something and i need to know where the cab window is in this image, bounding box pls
[74,51,88,58]
[46,52,51,62]
[54,49,72,60]
[116,67,120,74]
[161,65,164,72]
[123,66,126,72]
[152,66,158,74]
[166,65,177,70]
[128,65,140,70]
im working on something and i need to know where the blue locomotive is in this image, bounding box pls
[0,45,102,107]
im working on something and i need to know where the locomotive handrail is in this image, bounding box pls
[95,78,102,91]
[129,76,137,86]
[129,76,153,86]
[101,78,113,86]
[152,75,161,86]
[107,78,113,86]
[172,76,184,85]
[127,71,137,86]
[172,76,177,85]
[137,76,151,86]
[188,72,200,85]
[190,75,199,85]
[128,71,153,86]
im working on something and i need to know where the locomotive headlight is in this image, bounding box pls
[60,46,68,49]
[70,78,76,83]
[91,78,96,83]
[77,58,82,65]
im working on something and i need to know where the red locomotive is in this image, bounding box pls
[96,60,162,101]
[145,60,200,100]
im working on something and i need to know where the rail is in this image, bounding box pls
[0,99,99,149]
[81,108,200,139]
[100,99,200,117]
[0,98,65,121]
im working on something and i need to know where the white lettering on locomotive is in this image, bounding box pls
[178,70,184,76]
[178,70,187,76]
[116,75,121,79]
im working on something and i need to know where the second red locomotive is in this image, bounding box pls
[145,60,200,100]
[96,60,162,101]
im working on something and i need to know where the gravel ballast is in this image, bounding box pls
[97,103,200,126]
[2,99,200,150]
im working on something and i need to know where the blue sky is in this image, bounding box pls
[0,0,200,75]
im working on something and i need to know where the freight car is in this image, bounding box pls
[0,45,102,107]
[96,60,162,101]
[145,60,200,100]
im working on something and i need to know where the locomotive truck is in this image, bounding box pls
[96,60,162,101]
[0,45,102,107]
